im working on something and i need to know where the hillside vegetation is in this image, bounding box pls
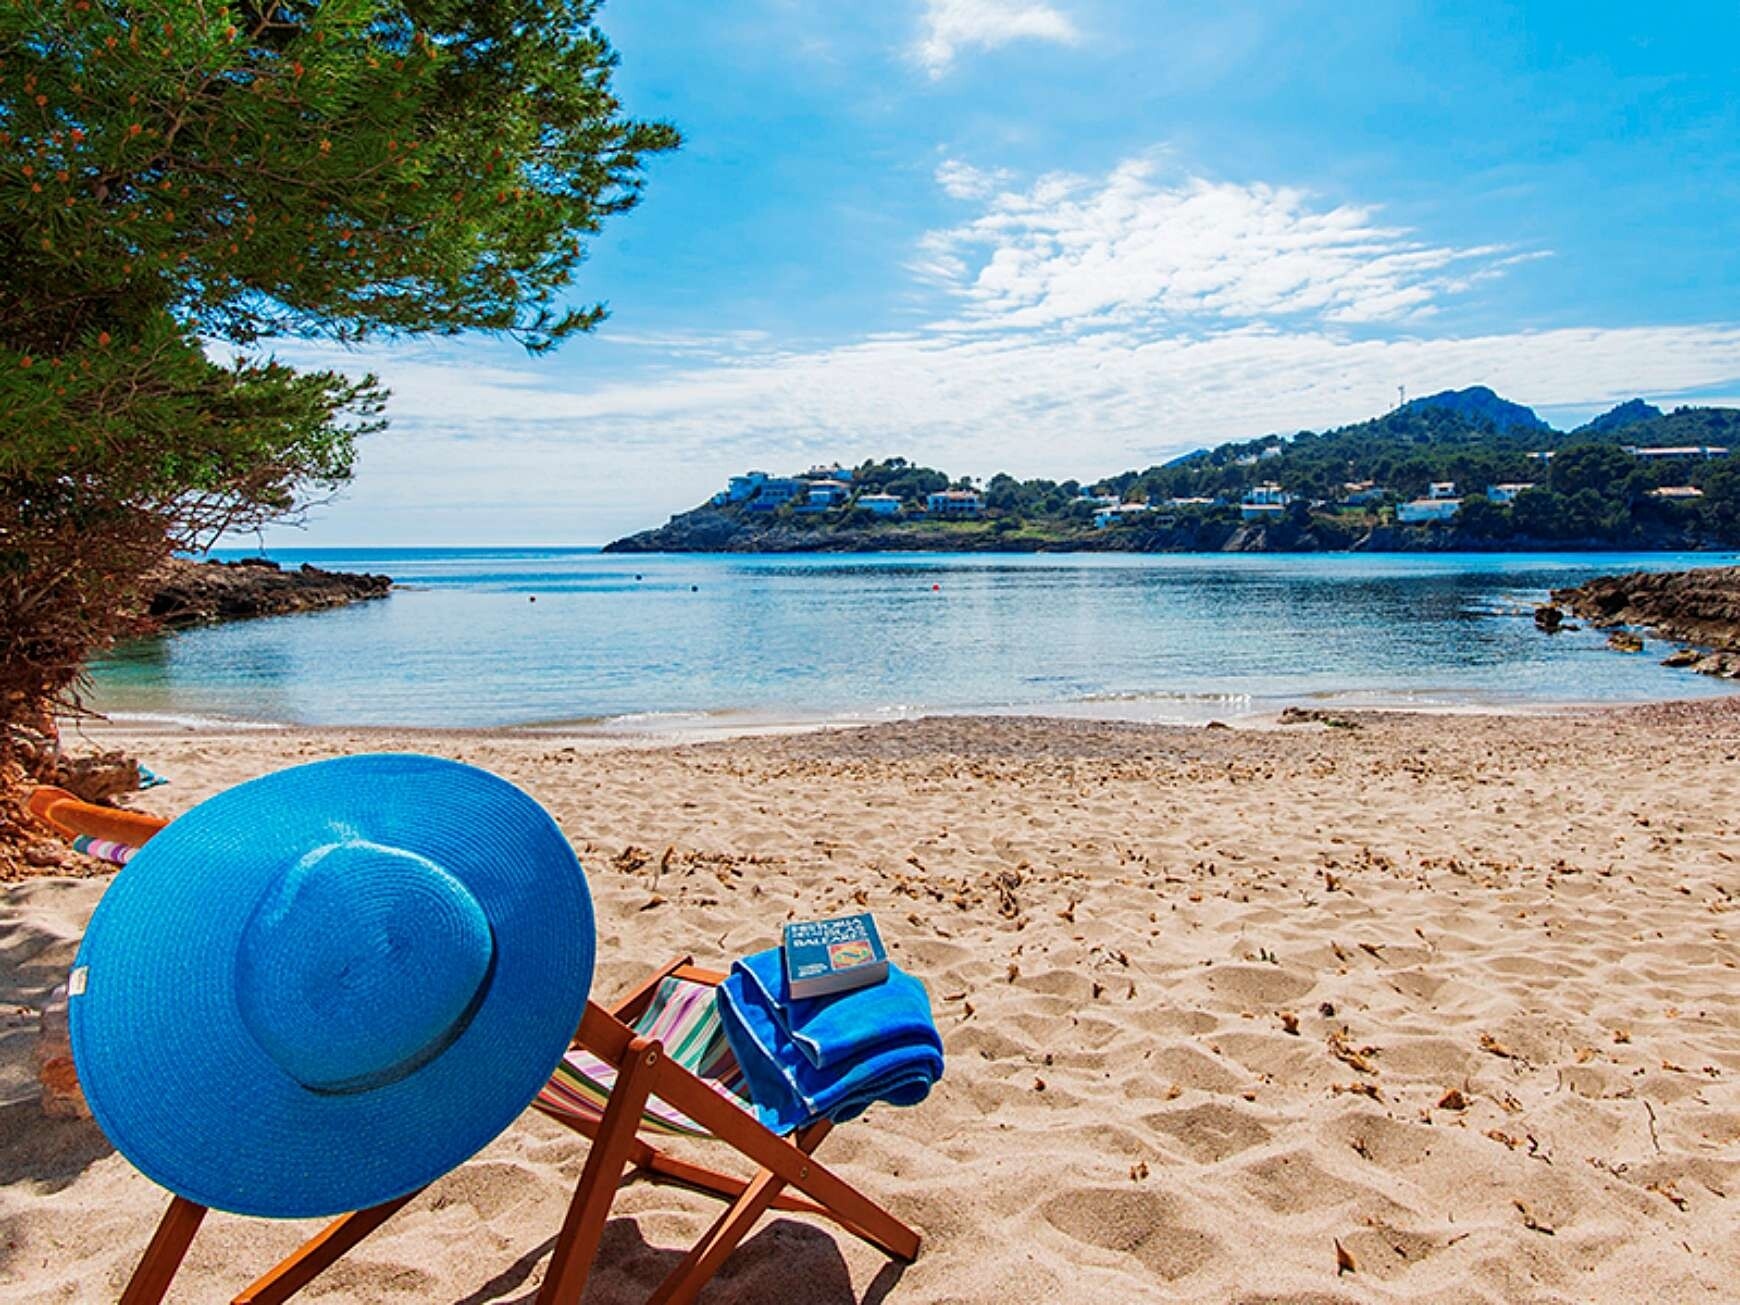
[606,391,1740,553]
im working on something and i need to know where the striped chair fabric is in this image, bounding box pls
[534,975,759,1137]
[72,835,136,867]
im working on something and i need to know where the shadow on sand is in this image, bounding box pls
[0,1099,114,1194]
[455,1215,907,1304]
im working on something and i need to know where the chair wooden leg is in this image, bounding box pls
[638,1147,835,1220]
[547,1106,841,1224]
[646,1168,787,1305]
[780,1153,921,1263]
[642,1067,922,1263]
[643,1121,832,1305]
[231,1190,423,1304]
[535,1036,663,1305]
[576,1004,923,1264]
[120,1196,207,1305]
[645,1139,892,1250]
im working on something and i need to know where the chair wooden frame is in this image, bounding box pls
[30,790,922,1305]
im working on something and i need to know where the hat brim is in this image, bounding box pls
[70,754,594,1219]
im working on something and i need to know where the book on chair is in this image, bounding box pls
[782,912,888,1000]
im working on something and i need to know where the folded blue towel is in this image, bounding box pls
[716,948,944,1133]
[733,947,941,1071]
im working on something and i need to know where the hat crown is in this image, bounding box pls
[236,837,495,1095]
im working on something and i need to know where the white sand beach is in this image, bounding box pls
[3,704,1737,1302]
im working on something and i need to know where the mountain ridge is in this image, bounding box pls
[1400,385,1549,432]
[1576,398,1665,434]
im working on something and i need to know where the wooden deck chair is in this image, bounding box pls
[28,789,922,1305]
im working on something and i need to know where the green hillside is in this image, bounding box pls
[606,395,1740,553]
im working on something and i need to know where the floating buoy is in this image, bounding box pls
[528,596,536,603]
[932,584,941,592]
[691,585,699,592]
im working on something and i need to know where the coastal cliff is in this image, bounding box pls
[3,559,393,879]
[141,558,393,629]
[606,512,1331,553]
[603,510,1683,556]
[1550,567,1740,676]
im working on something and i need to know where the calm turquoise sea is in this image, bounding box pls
[88,549,1740,730]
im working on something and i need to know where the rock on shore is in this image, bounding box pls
[143,557,392,629]
[1550,566,1740,677]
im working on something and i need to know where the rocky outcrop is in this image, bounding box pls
[1552,567,1740,678]
[143,557,392,629]
[1277,706,1359,729]
[603,508,754,553]
[1552,567,1740,646]
[9,732,139,804]
[1689,651,1740,677]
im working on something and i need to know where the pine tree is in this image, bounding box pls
[0,1,677,798]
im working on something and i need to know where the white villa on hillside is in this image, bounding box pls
[1528,445,1728,466]
[712,470,769,505]
[712,465,861,509]
[857,494,902,516]
[1341,481,1387,506]
[1398,479,1462,523]
[1240,483,1291,520]
[743,477,804,510]
[1649,485,1704,500]
[805,480,851,508]
[926,489,984,517]
[1625,444,1729,461]
[803,463,856,482]
[1485,482,1536,504]
[1398,497,1460,523]
[1093,503,1151,528]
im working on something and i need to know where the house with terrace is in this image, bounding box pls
[926,489,985,517]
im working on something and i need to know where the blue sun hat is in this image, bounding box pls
[68,754,594,1219]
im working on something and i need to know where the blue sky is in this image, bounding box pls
[257,0,1740,547]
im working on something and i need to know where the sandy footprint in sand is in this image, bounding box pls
[1040,1187,1224,1283]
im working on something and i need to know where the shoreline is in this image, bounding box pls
[71,675,1740,744]
[72,689,1688,748]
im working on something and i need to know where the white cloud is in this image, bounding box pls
[247,155,1740,546]
[934,158,1016,200]
[920,158,1528,329]
[258,322,1740,546]
[914,0,1080,78]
